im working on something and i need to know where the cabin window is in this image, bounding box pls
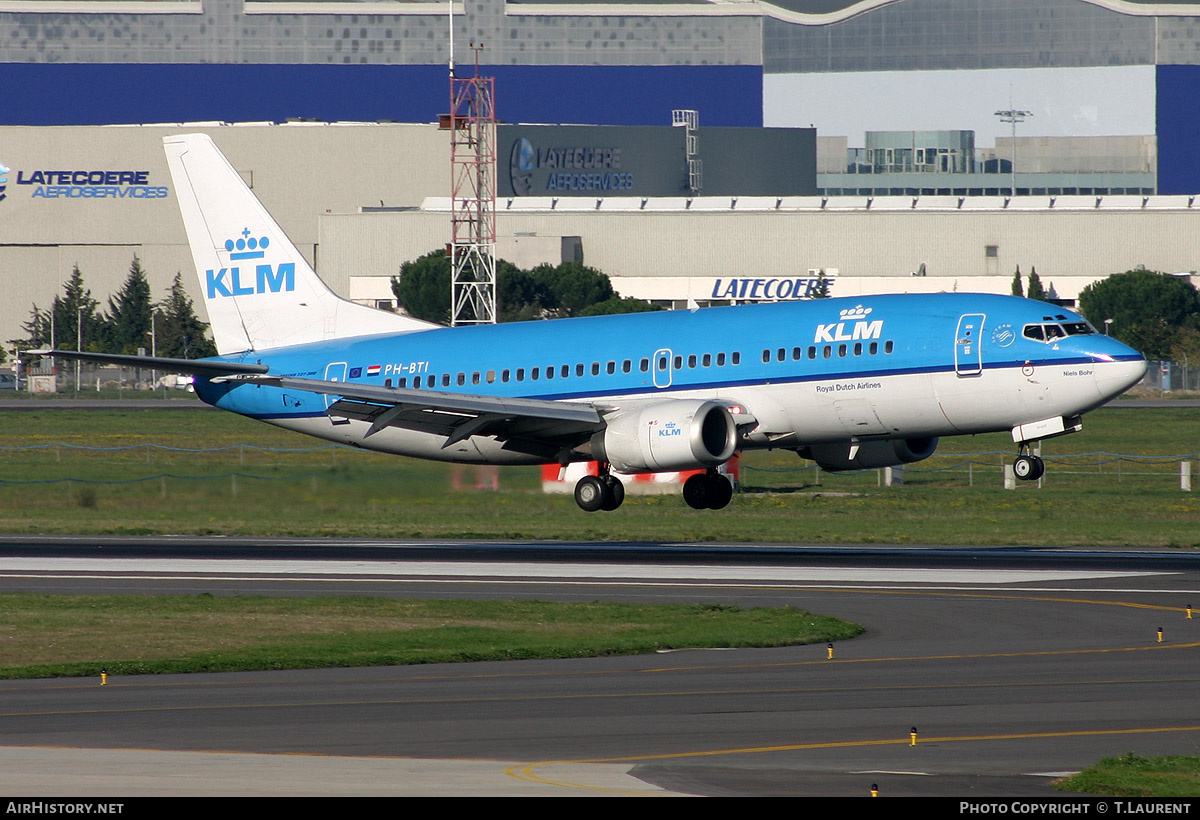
[622,359,632,373]
[384,378,393,388]
[441,373,450,387]
[657,356,667,370]
[486,370,495,384]
[869,342,878,355]
[716,353,725,367]
[854,342,863,356]
[398,378,406,388]
[413,376,422,389]
[457,373,466,386]
[516,368,525,381]
[531,367,540,381]
[606,361,616,375]
[688,354,697,368]
[777,348,786,362]
[823,345,832,359]
[591,362,600,376]
[762,349,770,363]
[501,369,510,383]
[702,353,711,367]
[640,358,650,372]
[545,366,554,380]
[838,344,847,357]
[674,356,683,370]
[561,364,570,378]
[732,352,741,365]
[807,346,816,360]
[576,363,585,377]
[471,372,481,385]
[792,347,802,361]
[885,340,895,354]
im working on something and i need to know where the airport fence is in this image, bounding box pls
[1,442,1198,496]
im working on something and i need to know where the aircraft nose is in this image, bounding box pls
[1094,355,1147,400]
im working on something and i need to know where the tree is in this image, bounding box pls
[530,262,615,318]
[392,250,451,325]
[810,271,832,299]
[157,272,216,359]
[43,265,103,353]
[16,304,52,349]
[392,251,658,324]
[1078,269,1200,359]
[579,296,662,317]
[1011,265,1024,298]
[1026,267,1047,301]
[105,256,153,354]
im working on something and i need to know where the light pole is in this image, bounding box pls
[146,313,157,390]
[75,306,83,393]
[994,106,1032,197]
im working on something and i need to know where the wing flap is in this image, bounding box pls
[249,375,605,424]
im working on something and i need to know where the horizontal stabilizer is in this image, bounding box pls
[27,349,269,376]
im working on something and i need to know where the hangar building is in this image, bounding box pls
[2,0,1200,344]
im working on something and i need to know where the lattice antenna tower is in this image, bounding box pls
[448,43,497,326]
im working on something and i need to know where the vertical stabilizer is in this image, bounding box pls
[164,134,437,355]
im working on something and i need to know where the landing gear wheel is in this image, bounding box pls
[682,472,734,510]
[574,475,608,512]
[600,476,625,511]
[1013,454,1045,481]
[707,475,734,510]
[682,473,711,510]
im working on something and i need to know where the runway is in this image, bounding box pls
[1,536,1198,797]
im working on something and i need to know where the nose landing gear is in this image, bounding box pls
[1013,449,1045,481]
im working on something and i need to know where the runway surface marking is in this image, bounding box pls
[0,558,1166,585]
[4,654,1197,718]
[508,724,1200,791]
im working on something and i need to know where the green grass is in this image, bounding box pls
[0,594,863,678]
[1056,752,1200,797]
[0,406,1199,545]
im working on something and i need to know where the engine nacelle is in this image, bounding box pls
[799,437,939,471]
[592,400,738,473]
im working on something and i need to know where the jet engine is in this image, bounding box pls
[591,399,738,473]
[798,437,939,471]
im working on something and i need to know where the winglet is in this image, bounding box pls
[163,134,438,355]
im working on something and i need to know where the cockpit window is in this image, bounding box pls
[1023,321,1097,343]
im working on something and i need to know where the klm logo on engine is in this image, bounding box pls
[813,305,883,344]
[657,421,682,438]
[206,229,295,298]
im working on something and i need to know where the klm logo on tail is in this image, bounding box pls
[206,229,295,298]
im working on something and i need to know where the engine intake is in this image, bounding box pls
[592,400,737,473]
[799,437,939,471]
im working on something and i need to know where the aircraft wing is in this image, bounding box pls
[25,349,269,376]
[242,375,608,456]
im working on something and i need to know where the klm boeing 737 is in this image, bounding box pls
[35,134,1147,512]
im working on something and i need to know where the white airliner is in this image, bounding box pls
[35,134,1147,512]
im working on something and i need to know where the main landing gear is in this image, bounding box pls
[574,470,625,512]
[573,467,735,512]
[682,469,734,511]
[1012,447,1046,481]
